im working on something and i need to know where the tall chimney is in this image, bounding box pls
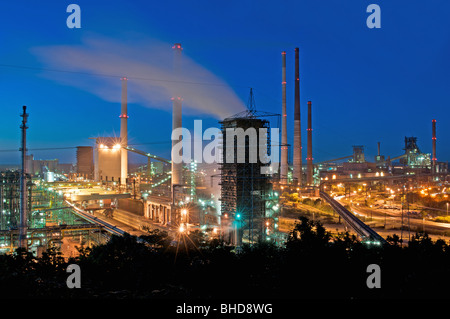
[306,101,313,186]
[120,77,128,185]
[377,142,381,156]
[19,105,28,249]
[280,51,288,183]
[172,43,183,189]
[293,47,302,186]
[432,119,437,174]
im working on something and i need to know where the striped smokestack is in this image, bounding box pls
[172,43,183,188]
[432,119,437,174]
[293,47,302,186]
[306,101,313,186]
[280,51,288,183]
[120,77,128,185]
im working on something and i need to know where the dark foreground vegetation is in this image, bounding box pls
[1,217,450,299]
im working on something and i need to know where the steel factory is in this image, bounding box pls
[0,44,448,256]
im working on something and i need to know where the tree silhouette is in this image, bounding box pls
[1,216,450,299]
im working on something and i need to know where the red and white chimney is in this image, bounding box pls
[432,119,437,173]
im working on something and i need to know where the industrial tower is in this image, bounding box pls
[293,48,302,186]
[171,43,183,190]
[219,89,276,246]
[120,77,128,185]
[280,51,289,183]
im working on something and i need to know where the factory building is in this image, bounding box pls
[318,133,448,182]
[94,137,123,183]
[24,155,75,177]
[76,146,94,180]
[0,171,32,232]
[400,137,431,169]
[25,155,58,175]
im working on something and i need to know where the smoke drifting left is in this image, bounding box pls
[32,35,246,119]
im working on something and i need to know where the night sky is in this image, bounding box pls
[1,1,449,165]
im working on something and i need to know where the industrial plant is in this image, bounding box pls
[0,44,448,259]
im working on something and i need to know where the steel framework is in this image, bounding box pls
[219,89,277,245]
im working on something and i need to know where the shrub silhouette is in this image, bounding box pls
[1,217,450,299]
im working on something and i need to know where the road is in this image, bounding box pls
[338,199,450,237]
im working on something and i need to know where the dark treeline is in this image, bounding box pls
[1,216,450,299]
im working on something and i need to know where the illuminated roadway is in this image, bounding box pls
[349,204,450,234]
[65,200,128,237]
[320,191,387,244]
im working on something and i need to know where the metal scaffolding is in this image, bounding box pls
[0,171,32,232]
[219,89,278,246]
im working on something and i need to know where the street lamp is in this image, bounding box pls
[234,212,243,252]
[172,184,187,226]
[180,208,188,232]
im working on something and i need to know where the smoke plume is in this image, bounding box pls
[32,35,246,119]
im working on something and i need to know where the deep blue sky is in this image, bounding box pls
[1,0,449,165]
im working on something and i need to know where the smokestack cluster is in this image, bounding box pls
[120,77,128,185]
[432,119,437,173]
[292,48,302,186]
[306,101,313,185]
[172,43,183,188]
[280,51,288,183]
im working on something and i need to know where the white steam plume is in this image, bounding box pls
[32,36,246,119]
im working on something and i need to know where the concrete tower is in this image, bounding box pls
[293,48,302,186]
[120,77,128,185]
[171,43,183,189]
[280,51,289,183]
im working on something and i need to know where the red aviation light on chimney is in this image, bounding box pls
[119,114,129,118]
